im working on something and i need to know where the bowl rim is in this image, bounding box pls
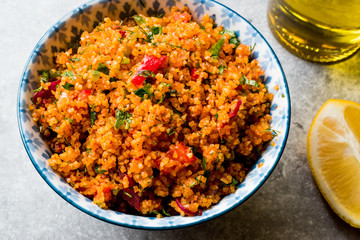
[17,0,291,230]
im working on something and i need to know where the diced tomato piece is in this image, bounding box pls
[157,142,197,174]
[33,80,61,102]
[173,142,197,163]
[131,55,167,85]
[78,89,92,100]
[190,68,199,81]
[103,186,112,202]
[174,12,191,23]
[119,30,127,38]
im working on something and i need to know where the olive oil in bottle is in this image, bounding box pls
[267,0,360,62]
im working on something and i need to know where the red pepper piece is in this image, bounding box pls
[175,198,202,216]
[229,99,242,118]
[33,80,61,102]
[174,12,191,23]
[131,55,167,85]
[119,30,127,38]
[190,68,199,81]
[78,89,92,101]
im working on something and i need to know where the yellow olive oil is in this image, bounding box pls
[267,0,360,62]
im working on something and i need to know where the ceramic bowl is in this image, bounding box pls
[17,0,290,230]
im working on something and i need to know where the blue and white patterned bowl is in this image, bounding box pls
[17,0,290,230]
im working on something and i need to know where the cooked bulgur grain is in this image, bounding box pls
[31,7,273,217]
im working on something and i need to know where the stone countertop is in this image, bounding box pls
[1,0,360,239]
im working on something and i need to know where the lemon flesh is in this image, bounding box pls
[307,99,360,228]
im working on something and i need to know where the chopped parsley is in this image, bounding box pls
[64,117,73,124]
[218,65,225,75]
[97,63,109,75]
[239,75,260,88]
[263,128,281,137]
[123,191,133,198]
[202,157,207,170]
[162,208,170,217]
[62,83,75,90]
[61,71,75,80]
[134,84,153,100]
[168,127,176,136]
[40,71,49,82]
[209,38,224,58]
[89,105,97,127]
[133,15,146,25]
[92,70,100,77]
[109,77,121,82]
[122,57,130,64]
[220,29,240,48]
[160,82,171,87]
[250,43,256,52]
[114,109,132,130]
[214,113,219,119]
[281,93,285,98]
[94,165,107,174]
[137,70,155,78]
[69,57,80,62]
[32,86,43,92]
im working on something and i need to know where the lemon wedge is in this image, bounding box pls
[307,99,360,228]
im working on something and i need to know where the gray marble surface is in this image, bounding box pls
[1,0,360,239]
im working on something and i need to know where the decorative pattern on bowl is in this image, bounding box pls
[17,0,291,229]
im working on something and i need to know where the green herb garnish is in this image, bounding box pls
[209,38,224,57]
[231,177,239,187]
[137,70,155,78]
[168,127,176,136]
[62,83,75,90]
[114,109,132,130]
[239,75,260,88]
[89,106,97,127]
[160,82,171,87]
[94,165,107,174]
[61,71,75,80]
[123,191,133,198]
[97,63,109,75]
[133,15,146,25]
[40,71,49,82]
[122,57,130,64]
[134,84,153,100]
[218,65,225,75]
[69,57,80,62]
[202,157,206,170]
[32,86,43,92]
[64,117,73,124]
[250,43,256,52]
[214,113,218,119]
